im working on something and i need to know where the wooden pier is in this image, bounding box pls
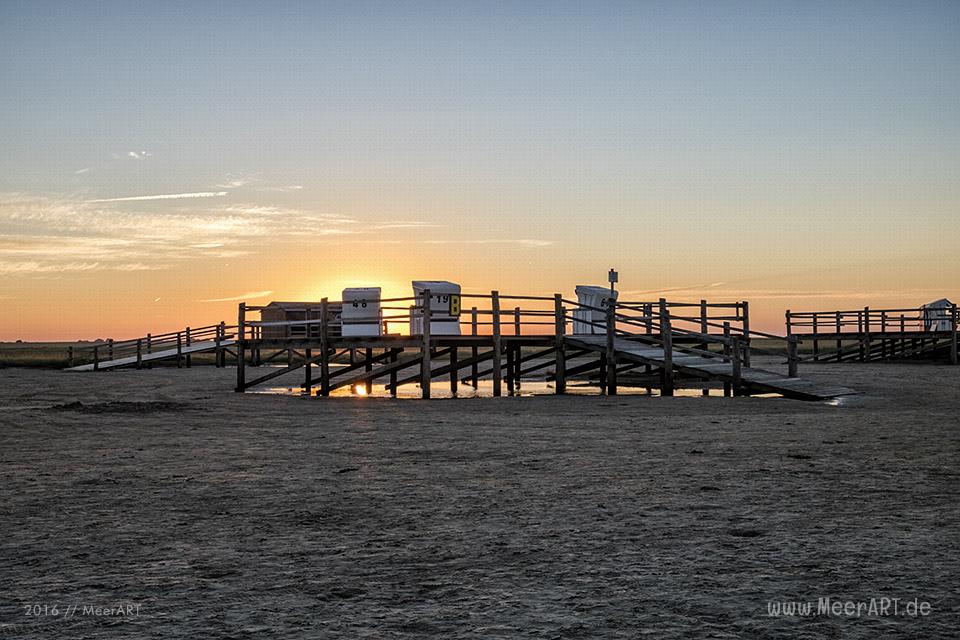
[228,292,854,401]
[786,305,959,365]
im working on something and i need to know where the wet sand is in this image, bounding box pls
[1,361,958,638]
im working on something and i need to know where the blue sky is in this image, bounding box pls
[1,1,958,337]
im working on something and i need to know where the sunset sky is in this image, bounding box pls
[2,1,958,340]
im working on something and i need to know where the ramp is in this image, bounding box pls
[566,335,857,401]
[67,339,235,371]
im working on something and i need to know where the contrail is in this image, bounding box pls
[201,290,273,303]
[86,191,227,203]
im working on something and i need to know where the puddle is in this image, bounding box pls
[250,379,745,399]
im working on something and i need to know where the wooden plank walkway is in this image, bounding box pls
[566,335,857,401]
[66,339,236,372]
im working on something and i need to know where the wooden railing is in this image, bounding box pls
[786,304,959,364]
[68,323,236,369]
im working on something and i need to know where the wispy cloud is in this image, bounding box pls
[201,290,273,302]
[0,193,366,275]
[372,220,440,230]
[420,238,555,247]
[623,281,726,296]
[0,260,165,274]
[215,174,258,189]
[255,184,303,192]
[74,168,91,175]
[127,150,151,159]
[86,192,228,203]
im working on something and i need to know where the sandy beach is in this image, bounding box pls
[0,361,957,638]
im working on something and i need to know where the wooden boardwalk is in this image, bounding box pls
[787,305,958,364]
[67,339,236,371]
[65,323,236,371]
[64,292,866,401]
[567,335,856,401]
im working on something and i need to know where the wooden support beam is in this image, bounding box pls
[506,343,515,394]
[741,301,751,367]
[389,348,399,396]
[952,304,958,366]
[471,306,479,388]
[235,304,246,392]
[659,298,674,397]
[700,300,709,395]
[304,347,312,395]
[787,336,799,378]
[491,290,502,397]
[449,347,458,395]
[554,294,566,395]
[364,347,373,394]
[420,289,432,399]
[731,336,743,396]
[864,306,872,362]
[722,322,731,397]
[394,348,494,389]
[606,301,617,395]
[836,312,842,362]
[319,298,330,397]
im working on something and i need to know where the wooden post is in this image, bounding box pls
[177,332,183,368]
[506,342,515,395]
[304,347,312,395]
[491,291,502,397]
[722,322,732,397]
[554,294,566,395]
[787,336,799,377]
[365,347,373,394]
[389,348,398,396]
[863,306,871,361]
[741,301,751,367]
[700,299,709,396]
[606,299,617,395]
[880,311,887,359]
[471,306,479,388]
[108,338,114,362]
[67,345,74,368]
[449,346,458,395]
[235,303,246,392]
[319,299,330,397]
[420,289,432,399]
[146,332,152,369]
[185,326,192,367]
[659,298,673,397]
[512,306,521,393]
[214,322,222,367]
[731,336,742,396]
[835,312,843,362]
[811,313,820,361]
[951,304,958,365]
[598,351,607,395]
[644,303,653,394]
[699,300,709,344]
[785,310,797,377]
[93,345,99,371]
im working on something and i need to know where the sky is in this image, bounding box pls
[1,0,958,340]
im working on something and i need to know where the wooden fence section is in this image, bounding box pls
[786,305,959,364]
[233,292,848,400]
[66,323,237,371]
